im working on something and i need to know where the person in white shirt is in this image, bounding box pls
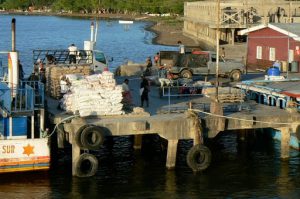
[68,44,78,64]
[178,40,185,54]
[122,79,132,104]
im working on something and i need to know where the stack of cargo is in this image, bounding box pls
[46,65,92,98]
[60,71,124,117]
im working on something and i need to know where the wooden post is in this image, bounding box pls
[166,139,178,169]
[279,127,290,159]
[133,135,142,150]
[72,137,81,176]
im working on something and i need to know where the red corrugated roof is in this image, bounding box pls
[281,91,300,98]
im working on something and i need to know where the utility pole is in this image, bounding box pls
[215,0,220,102]
[287,0,291,79]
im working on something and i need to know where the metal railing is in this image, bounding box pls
[21,81,44,108]
[33,50,93,65]
[0,80,44,115]
[0,83,34,114]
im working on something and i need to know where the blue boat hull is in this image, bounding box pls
[271,130,299,150]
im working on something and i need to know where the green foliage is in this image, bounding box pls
[0,0,201,14]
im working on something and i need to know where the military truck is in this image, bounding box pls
[159,50,245,81]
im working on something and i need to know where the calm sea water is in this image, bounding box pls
[1,15,300,199]
[0,14,176,75]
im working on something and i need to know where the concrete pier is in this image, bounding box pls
[48,93,300,177]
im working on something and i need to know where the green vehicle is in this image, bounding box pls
[159,50,245,81]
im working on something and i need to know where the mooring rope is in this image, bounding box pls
[190,108,297,126]
[42,114,79,138]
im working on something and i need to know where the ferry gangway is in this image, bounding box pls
[33,50,93,65]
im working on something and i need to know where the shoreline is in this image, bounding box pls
[5,11,200,48]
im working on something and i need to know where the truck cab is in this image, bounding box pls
[93,50,108,72]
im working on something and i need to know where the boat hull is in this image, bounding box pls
[271,130,300,150]
[0,138,50,173]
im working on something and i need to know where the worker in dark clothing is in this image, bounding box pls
[18,59,24,80]
[140,75,150,107]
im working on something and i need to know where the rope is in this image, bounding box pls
[190,108,297,125]
[187,110,203,144]
[42,114,79,138]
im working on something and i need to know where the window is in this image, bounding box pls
[94,51,106,64]
[256,46,262,59]
[269,47,275,61]
[211,53,216,62]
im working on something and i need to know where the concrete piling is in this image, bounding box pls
[166,139,178,169]
[133,135,143,150]
[72,138,81,176]
[279,127,291,159]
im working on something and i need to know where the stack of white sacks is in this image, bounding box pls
[60,71,124,117]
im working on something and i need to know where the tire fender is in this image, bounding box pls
[75,153,98,177]
[80,126,105,150]
[75,124,94,149]
[186,144,211,172]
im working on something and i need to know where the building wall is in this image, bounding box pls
[247,28,300,70]
[184,0,300,50]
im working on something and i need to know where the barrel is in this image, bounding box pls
[267,67,280,76]
[291,61,299,72]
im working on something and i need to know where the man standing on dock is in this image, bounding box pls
[68,44,77,64]
[140,75,150,107]
[178,40,185,54]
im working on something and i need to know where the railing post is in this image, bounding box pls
[168,86,171,113]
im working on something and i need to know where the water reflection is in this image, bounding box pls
[2,131,300,198]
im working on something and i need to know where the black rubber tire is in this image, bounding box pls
[186,144,211,172]
[75,153,98,177]
[230,70,242,82]
[80,126,105,150]
[180,70,192,79]
[75,124,94,149]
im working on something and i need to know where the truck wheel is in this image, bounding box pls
[230,70,242,82]
[180,70,192,79]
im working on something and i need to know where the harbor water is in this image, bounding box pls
[1,15,300,198]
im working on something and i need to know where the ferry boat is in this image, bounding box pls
[0,19,50,173]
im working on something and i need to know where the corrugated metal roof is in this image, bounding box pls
[270,23,300,37]
[239,23,300,40]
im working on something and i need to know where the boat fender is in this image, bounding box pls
[75,124,95,149]
[75,153,98,177]
[186,144,211,172]
[80,126,105,150]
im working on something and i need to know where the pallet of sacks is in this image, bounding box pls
[60,71,124,117]
[45,65,92,99]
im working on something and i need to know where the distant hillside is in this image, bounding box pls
[0,0,201,15]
